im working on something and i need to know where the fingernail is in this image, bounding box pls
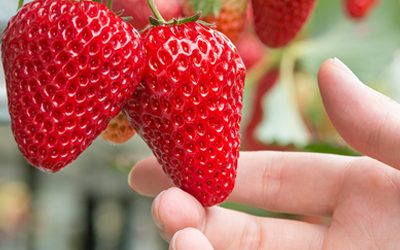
[331,57,355,75]
[332,57,351,72]
[331,57,360,83]
[127,168,133,189]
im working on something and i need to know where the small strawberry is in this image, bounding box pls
[183,0,248,42]
[252,0,316,48]
[1,0,145,172]
[243,70,278,150]
[344,0,378,20]
[235,31,266,69]
[111,0,183,30]
[102,112,136,144]
[125,2,246,207]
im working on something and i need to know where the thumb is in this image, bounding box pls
[318,58,400,169]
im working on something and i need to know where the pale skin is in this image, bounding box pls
[128,58,400,250]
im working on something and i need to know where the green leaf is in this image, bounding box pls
[302,143,360,156]
[302,0,400,83]
[221,202,298,219]
[17,0,24,10]
[212,0,222,17]
[187,0,222,17]
[114,9,125,16]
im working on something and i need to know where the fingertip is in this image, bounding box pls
[170,228,214,250]
[127,157,173,197]
[318,57,360,91]
[152,187,206,241]
[317,58,334,85]
[128,157,152,194]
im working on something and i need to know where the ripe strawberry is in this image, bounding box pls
[111,0,183,30]
[243,70,278,150]
[344,0,378,20]
[252,0,316,48]
[125,21,246,207]
[1,0,145,172]
[102,112,136,144]
[235,31,266,69]
[183,0,248,42]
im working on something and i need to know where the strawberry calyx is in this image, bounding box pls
[148,13,201,26]
[145,0,213,30]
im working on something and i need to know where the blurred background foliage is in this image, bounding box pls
[0,0,400,249]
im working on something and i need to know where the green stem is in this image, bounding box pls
[18,0,24,10]
[107,0,113,9]
[146,0,165,22]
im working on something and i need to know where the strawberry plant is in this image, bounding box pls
[1,0,399,210]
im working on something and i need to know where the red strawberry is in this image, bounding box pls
[244,70,278,150]
[235,31,266,69]
[1,0,145,172]
[183,0,248,42]
[344,0,378,20]
[125,20,246,207]
[252,0,316,48]
[111,0,183,30]
[102,112,136,144]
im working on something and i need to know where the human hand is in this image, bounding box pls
[128,58,400,249]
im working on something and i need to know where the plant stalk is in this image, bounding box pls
[146,0,165,22]
[107,0,113,9]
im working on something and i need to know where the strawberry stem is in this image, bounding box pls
[145,0,206,28]
[17,0,24,10]
[146,0,165,22]
[107,0,113,9]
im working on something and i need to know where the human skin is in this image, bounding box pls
[128,58,400,249]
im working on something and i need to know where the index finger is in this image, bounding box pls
[129,151,353,216]
[318,58,400,169]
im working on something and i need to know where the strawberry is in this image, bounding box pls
[252,0,316,48]
[244,70,278,150]
[183,0,248,42]
[344,0,378,20]
[102,112,136,144]
[124,13,246,206]
[235,31,266,69]
[1,0,145,172]
[111,0,183,30]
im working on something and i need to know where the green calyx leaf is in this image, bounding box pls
[17,0,24,10]
[188,0,222,17]
[148,13,203,26]
[144,0,213,31]
[114,9,125,16]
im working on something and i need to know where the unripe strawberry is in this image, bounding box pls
[102,112,136,144]
[183,0,248,42]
